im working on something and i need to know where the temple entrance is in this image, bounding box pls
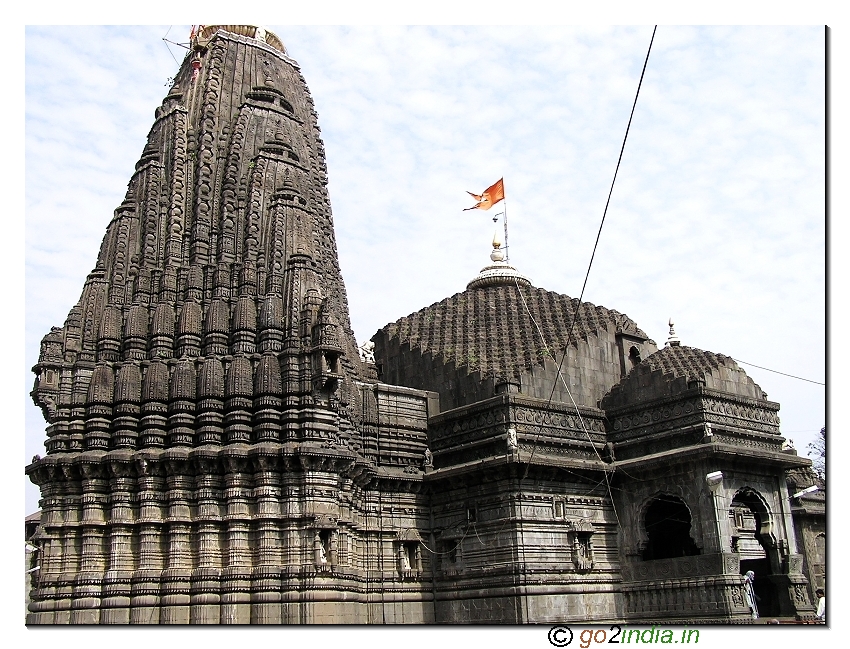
[642,494,700,561]
[730,490,780,617]
[740,558,779,617]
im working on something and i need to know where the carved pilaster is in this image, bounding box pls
[224,356,253,444]
[140,360,169,448]
[168,359,197,447]
[197,356,225,445]
[253,353,282,442]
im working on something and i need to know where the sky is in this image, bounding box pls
[6,5,846,646]
[24,25,826,515]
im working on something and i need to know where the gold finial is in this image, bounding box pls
[490,229,505,262]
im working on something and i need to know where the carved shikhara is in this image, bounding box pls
[27,26,821,625]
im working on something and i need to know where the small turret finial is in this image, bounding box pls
[665,318,680,347]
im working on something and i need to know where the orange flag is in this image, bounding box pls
[464,178,505,211]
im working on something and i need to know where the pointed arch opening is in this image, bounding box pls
[729,487,779,616]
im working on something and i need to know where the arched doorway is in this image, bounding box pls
[642,494,700,561]
[729,489,780,617]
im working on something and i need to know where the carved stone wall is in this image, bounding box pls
[428,394,607,470]
[428,462,621,623]
[27,382,438,624]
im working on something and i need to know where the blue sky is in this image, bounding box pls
[25,26,826,519]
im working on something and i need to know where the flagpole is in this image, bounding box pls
[502,178,509,263]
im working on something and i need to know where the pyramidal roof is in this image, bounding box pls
[379,283,649,379]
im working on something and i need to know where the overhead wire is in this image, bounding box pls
[544,24,658,412]
[731,358,825,386]
[514,25,658,533]
[506,31,658,616]
[162,26,181,67]
[514,276,622,532]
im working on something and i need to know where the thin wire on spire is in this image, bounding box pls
[162,26,181,66]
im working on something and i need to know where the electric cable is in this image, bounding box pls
[162,26,181,66]
[547,24,657,408]
[514,25,657,525]
[731,358,825,386]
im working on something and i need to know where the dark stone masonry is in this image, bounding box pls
[26,25,824,624]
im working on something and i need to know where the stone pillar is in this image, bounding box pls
[253,353,283,443]
[67,363,91,452]
[160,457,193,624]
[160,526,192,624]
[101,460,136,623]
[131,458,165,623]
[149,302,176,359]
[251,566,283,624]
[251,452,283,623]
[231,294,258,355]
[84,364,114,450]
[53,478,82,624]
[197,357,225,445]
[168,359,197,447]
[221,451,252,623]
[190,454,223,624]
[70,462,107,624]
[140,360,169,448]
[26,464,63,624]
[113,363,141,448]
[224,356,253,444]
[191,563,223,624]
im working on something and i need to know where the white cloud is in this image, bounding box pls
[24,25,826,516]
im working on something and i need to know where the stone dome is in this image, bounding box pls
[601,343,770,410]
[373,283,654,411]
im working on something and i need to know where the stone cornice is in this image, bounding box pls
[606,390,781,447]
[613,442,811,472]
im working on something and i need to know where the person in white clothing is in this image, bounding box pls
[744,571,759,620]
[816,588,825,622]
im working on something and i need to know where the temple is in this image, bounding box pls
[26,26,824,624]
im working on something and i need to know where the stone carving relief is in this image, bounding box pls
[731,585,744,608]
[567,520,595,573]
[571,535,593,572]
[358,340,375,364]
[609,395,781,441]
[396,528,423,580]
[506,427,518,451]
[788,554,804,575]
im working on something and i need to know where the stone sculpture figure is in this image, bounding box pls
[359,340,376,364]
[507,427,518,451]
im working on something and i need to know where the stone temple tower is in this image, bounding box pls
[27,26,821,626]
[27,26,435,624]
